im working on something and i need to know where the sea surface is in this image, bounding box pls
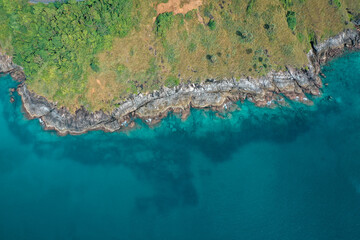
[0,52,360,240]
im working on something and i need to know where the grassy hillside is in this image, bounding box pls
[0,0,359,112]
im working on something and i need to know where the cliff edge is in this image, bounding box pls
[1,28,359,135]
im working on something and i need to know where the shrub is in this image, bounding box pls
[203,3,214,18]
[155,12,174,38]
[116,64,127,74]
[185,10,195,20]
[90,59,100,73]
[280,0,293,9]
[329,0,341,8]
[246,48,253,54]
[264,23,276,40]
[308,30,317,45]
[208,19,216,30]
[286,11,296,31]
[246,0,256,15]
[206,54,217,63]
[236,28,254,43]
[165,76,180,87]
[297,32,305,42]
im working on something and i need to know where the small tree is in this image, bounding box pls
[286,11,296,31]
[208,19,216,30]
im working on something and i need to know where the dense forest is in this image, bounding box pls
[0,0,134,106]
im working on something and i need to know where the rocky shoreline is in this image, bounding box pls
[1,27,359,135]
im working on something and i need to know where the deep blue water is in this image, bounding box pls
[0,52,360,240]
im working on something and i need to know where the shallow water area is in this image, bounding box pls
[0,52,360,240]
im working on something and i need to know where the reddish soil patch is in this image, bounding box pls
[156,0,203,15]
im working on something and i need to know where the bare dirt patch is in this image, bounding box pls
[156,0,203,15]
[96,79,103,89]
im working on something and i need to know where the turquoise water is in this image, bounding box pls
[0,52,360,240]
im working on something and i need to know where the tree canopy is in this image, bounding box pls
[0,0,134,102]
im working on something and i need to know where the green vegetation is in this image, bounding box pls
[0,0,134,108]
[208,19,216,30]
[236,28,254,43]
[155,12,174,38]
[280,0,293,9]
[0,0,359,112]
[165,75,180,87]
[246,0,256,15]
[330,0,342,8]
[185,10,196,20]
[286,11,297,31]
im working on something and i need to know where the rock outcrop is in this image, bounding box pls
[1,28,360,135]
[0,53,25,82]
[0,54,17,74]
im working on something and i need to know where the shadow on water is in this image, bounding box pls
[0,77,339,166]
[0,72,342,213]
[190,105,314,163]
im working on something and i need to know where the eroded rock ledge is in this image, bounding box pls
[1,28,360,135]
